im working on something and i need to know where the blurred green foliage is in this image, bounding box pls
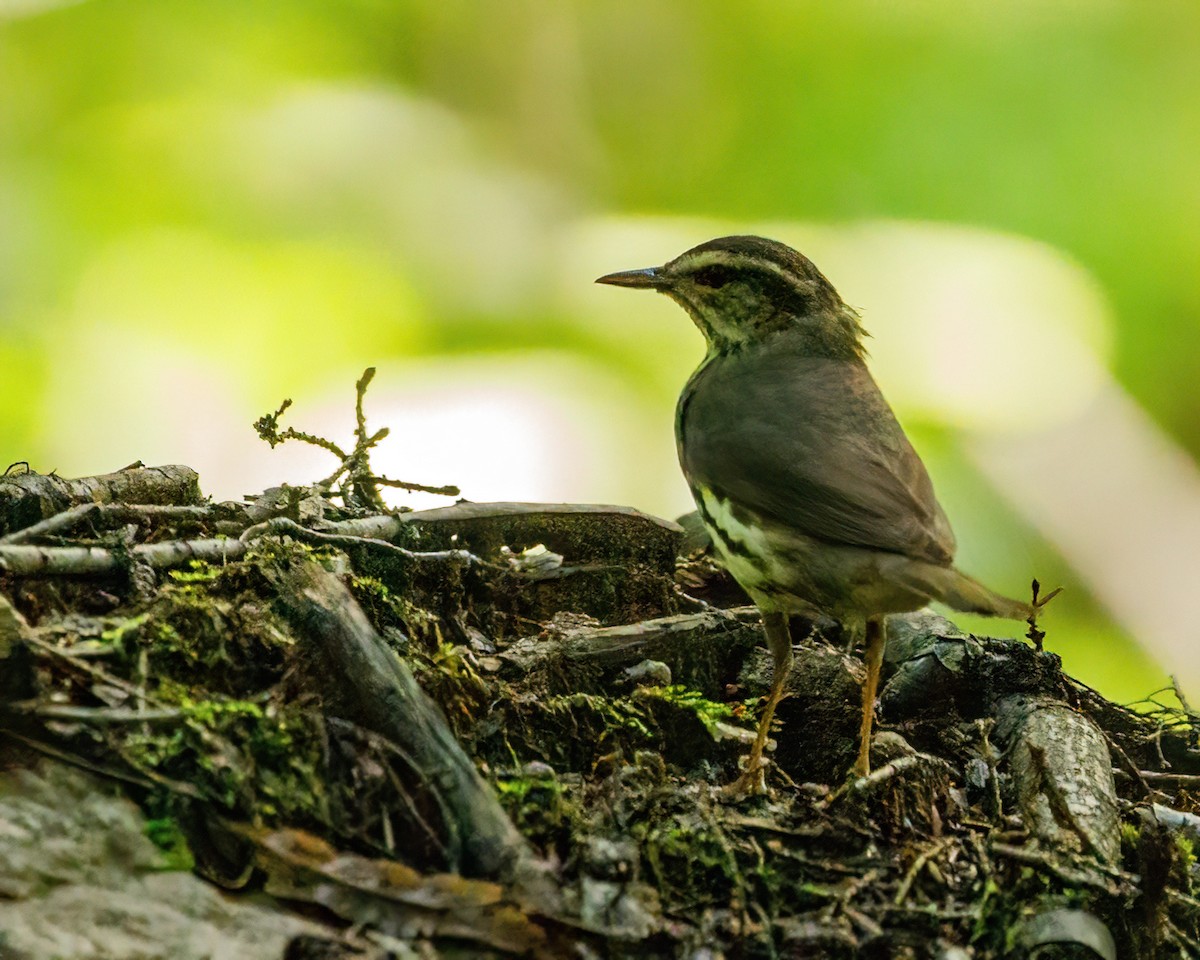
[2,0,1196,702]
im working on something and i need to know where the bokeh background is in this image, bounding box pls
[2,0,1198,703]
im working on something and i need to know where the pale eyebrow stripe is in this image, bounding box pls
[680,249,817,300]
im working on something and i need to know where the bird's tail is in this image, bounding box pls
[937,567,1033,620]
[892,562,1051,622]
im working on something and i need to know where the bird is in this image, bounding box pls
[597,235,1050,795]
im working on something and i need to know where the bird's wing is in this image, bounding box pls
[677,348,956,565]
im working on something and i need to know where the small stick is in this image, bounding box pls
[1138,770,1200,786]
[369,475,460,497]
[1,729,202,799]
[12,703,183,723]
[24,633,163,702]
[1104,734,1154,799]
[893,838,953,906]
[1024,579,1062,651]
[989,842,1121,893]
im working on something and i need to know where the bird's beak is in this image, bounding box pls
[594,266,669,290]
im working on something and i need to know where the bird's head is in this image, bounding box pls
[597,235,867,359]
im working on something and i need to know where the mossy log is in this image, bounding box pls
[1,466,1198,959]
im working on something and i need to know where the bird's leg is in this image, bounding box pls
[854,616,886,778]
[724,611,793,797]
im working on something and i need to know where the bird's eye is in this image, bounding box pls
[692,264,735,289]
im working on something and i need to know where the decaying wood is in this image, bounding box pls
[240,516,480,565]
[0,500,677,580]
[498,607,762,696]
[1012,907,1118,960]
[995,695,1121,864]
[0,503,224,546]
[1145,804,1200,843]
[880,612,1123,864]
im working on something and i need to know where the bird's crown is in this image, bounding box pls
[597,235,867,358]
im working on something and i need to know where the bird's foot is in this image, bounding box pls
[720,758,770,800]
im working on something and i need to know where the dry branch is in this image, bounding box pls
[0,538,249,576]
[0,464,201,537]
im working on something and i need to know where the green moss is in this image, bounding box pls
[144,816,195,872]
[494,770,578,857]
[119,685,328,824]
[99,612,151,653]
[410,638,491,734]
[475,691,661,774]
[643,814,742,908]
[560,692,654,740]
[1175,832,1195,863]
[1121,820,1142,849]
[634,684,735,734]
[1176,833,1196,891]
[167,560,223,584]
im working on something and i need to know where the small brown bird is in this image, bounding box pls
[598,236,1048,794]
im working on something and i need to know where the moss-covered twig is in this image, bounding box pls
[254,367,460,512]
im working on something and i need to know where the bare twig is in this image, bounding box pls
[325,715,454,866]
[1025,579,1062,650]
[12,703,184,723]
[977,718,1004,821]
[354,367,374,440]
[0,729,202,799]
[828,753,953,804]
[1171,675,1197,718]
[239,516,481,565]
[253,398,347,459]
[24,633,167,703]
[1138,770,1200,787]
[1105,734,1154,799]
